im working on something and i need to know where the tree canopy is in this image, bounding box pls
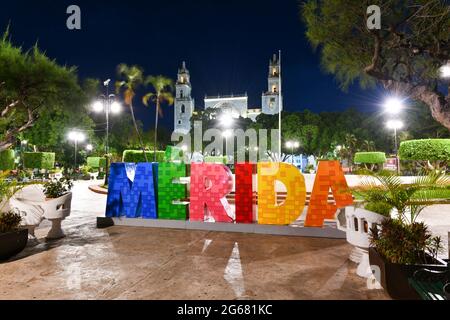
[302,0,450,129]
[0,28,87,152]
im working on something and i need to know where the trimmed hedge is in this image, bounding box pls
[399,139,450,161]
[87,157,107,168]
[354,152,387,164]
[0,149,15,170]
[122,150,165,163]
[204,156,228,164]
[23,152,55,170]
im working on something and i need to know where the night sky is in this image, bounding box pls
[1,0,383,130]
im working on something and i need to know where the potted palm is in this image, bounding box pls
[353,171,450,299]
[0,173,27,261]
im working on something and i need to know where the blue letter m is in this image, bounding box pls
[106,163,157,219]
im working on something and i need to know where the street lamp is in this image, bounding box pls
[92,79,122,184]
[383,96,405,115]
[440,61,450,79]
[285,141,300,164]
[86,144,94,152]
[386,120,403,174]
[68,130,86,170]
[219,113,234,128]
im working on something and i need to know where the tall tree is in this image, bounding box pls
[302,0,450,129]
[0,29,85,152]
[116,64,148,161]
[142,75,174,161]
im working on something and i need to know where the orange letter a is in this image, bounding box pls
[305,161,353,227]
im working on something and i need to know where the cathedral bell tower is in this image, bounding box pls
[262,53,283,115]
[174,61,194,134]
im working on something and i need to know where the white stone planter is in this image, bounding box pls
[343,206,387,278]
[9,185,72,240]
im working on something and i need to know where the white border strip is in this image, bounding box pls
[111,218,346,239]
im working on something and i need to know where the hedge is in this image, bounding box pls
[0,149,15,170]
[87,157,107,168]
[122,150,165,163]
[354,152,387,164]
[23,152,55,170]
[204,156,228,164]
[399,139,450,161]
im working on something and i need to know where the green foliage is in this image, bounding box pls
[204,156,228,164]
[353,170,450,223]
[371,219,442,264]
[23,152,55,170]
[86,157,106,169]
[122,150,165,163]
[0,28,88,151]
[0,211,22,234]
[43,177,73,199]
[354,152,386,164]
[364,201,392,217]
[399,139,450,161]
[301,0,449,89]
[0,149,15,170]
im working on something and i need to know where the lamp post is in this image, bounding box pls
[285,141,300,165]
[386,120,403,174]
[68,131,86,171]
[93,79,122,184]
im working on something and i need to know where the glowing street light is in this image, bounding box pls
[440,61,450,79]
[384,97,405,115]
[92,79,122,184]
[219,113,234,128]
[285,141,300,164]
[111,101,122,114]
[68,130,86,170]
[86,144,94,152]
[386,120,404,174]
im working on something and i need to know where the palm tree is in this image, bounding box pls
[344,133,358,171]
[115,64,148,162]
[142,75,174,161]
[362,139,375,152]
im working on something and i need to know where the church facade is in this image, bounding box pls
[174,53,283,134]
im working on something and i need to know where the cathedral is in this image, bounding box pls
[174,53,283,134]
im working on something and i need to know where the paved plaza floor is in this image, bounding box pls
[1,180,447,300]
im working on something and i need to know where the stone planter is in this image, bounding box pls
[369,247,448,300]
[0,229,28,261]
[344,206,387,278]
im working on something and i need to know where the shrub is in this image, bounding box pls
[0,150,15,170]
[371,219,442,264]
[204,156,228,164]
[122,150,165,163]
[364,201,392,216]
[43,177,73,199]
[354,152,386,164]
[23,152,55,170]
[0,211,22,234]
[86,157,106,169]
[399,139,450,171]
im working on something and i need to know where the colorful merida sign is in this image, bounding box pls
[106,160,353,228]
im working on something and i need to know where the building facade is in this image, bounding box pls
[174,53,282,133]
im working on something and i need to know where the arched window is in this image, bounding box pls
[180,90,184,98]
[181,105,186,114]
